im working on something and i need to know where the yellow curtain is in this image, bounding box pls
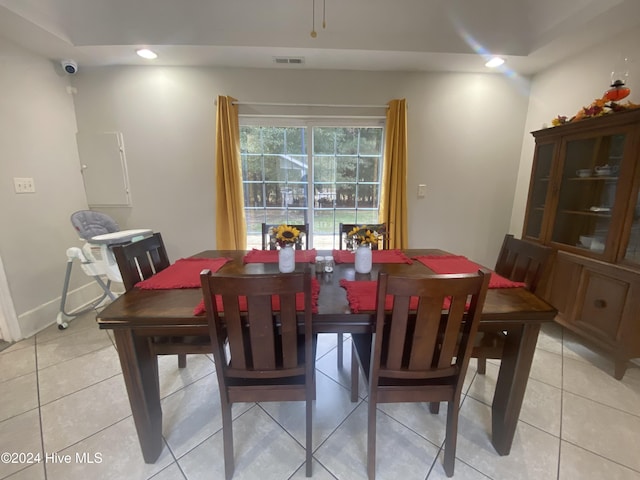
[380,98,408,249]
[215,95,247,249]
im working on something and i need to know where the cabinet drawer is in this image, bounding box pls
[575,270,628,343]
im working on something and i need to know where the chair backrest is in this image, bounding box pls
[112,232,171,291]
[494,234,553,293]
[261,223,309,250]
[370,270,490,389]
[70,210,119,240]
[200,270,314,386]
[339,223,387,250]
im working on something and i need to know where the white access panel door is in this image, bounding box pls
[76,131,131,206]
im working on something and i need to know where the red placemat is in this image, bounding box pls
[194,277,320,315]
[339,279,453,313]
[135,257,231,290]
[413,255,526,289]
[243,249,318,264]
[331,249,413,264]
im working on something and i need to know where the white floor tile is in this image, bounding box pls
[161,373,252,459]
[44,416,173,480]
[178,406,306,480]
[0,344,36,383]
[157,354,215,399]
[562,391,640,472]
[455,397,560,480]
[0,373,38,422]
[315,402,440,480]
[559,441,640,480]
[563,356,640,416]
[38,345,121,404]
[40,375,132,453]
[0,409,42,478]
[148,462,187,480]
[260,369,359,449]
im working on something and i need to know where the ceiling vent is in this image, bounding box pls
[273,56,305,65]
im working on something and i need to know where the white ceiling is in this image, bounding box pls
[1,0,640,75]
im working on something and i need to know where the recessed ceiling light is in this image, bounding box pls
[485,57,505,68]
[136,49,158,60]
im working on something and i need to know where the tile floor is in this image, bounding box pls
[1,310,640,480]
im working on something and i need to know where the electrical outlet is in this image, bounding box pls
[13,177,35,193]
[417,184,426,198]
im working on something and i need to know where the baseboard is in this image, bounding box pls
[17,280,124,339]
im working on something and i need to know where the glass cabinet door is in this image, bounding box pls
[550,133,626,254]
[624,187,640,264]
[524,143,554,240]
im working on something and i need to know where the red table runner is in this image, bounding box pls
[243,249,318,264]
[339,279,453,313]
[135,257,231,290]
[193,277,321,315]
[413,255,526,289]
[331,249,413,264]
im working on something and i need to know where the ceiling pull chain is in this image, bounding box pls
[310,0,317,38]
[323,0,326,29]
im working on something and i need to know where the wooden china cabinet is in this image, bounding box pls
[523,109,640,379]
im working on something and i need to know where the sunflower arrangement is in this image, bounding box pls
[271,224,302,248]
[346,225,384,249]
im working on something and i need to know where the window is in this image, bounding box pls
[240,122,385,249]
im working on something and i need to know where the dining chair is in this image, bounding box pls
[261,223,309,250]
[473,234,553,374]
[112,232,189,368]
[338,223,387,250]
[200,269,316,479]
[336,222,387,369]
[350,269,490,479]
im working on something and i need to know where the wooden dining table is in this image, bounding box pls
[96,248,557,464]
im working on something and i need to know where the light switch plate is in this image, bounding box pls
[417,184,426,198]
[14,177,35,193]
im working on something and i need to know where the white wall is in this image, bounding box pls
[71,67,530,267]
[511,26,640,234]
[0,37,92,338]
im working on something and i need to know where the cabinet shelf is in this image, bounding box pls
[569,176,618,181]
[560,209,612,218]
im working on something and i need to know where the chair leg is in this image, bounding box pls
[221,400,234,480]
[350,345,359,402]
[429,402,440,414]
[477,356,486,375]
[178,353,187,368]
[367,397,377,480]
[443,401,458,478]
[306,392,313,477]
[478,357,487,375]
[337,333,344,368]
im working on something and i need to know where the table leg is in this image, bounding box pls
[491,323,540,455]
[113,329,163,463]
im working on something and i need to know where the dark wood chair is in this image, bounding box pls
[474,234,553,374]
[338,223,387,250]
[112,232,189,368]
[336,223,387,369]
[350,270,490,478]
[200,269,315,479]
[261,223,309,250]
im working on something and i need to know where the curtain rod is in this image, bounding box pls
[239,114,386,120]
[231,101,388,108]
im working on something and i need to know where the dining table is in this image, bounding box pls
[96,248,557,464]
